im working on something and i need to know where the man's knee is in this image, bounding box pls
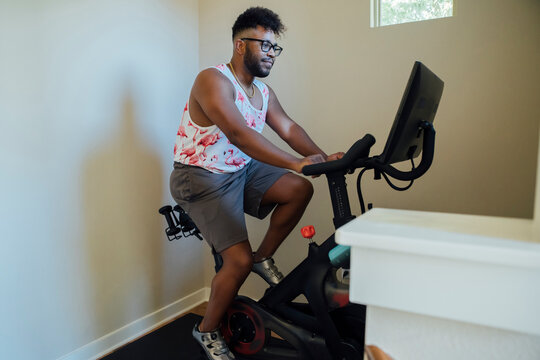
[236,251,254,272]
[291,175,314,203]
[263,173,314,206]
[222,246,253,275]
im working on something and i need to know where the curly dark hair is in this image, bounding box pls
[232,7,285,39]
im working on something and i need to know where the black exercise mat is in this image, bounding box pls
[102,312,289,360]
[102,313,208,360]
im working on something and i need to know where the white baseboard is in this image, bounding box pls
[58,287,210,360]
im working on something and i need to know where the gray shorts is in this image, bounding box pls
[169,160,289,253]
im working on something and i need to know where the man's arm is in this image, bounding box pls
[191,69,323,173]
[265,85,342,161]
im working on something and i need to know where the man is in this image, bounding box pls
[170,7,343,360]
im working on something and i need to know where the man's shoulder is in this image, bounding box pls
[194,67,233,92]
[197,67,225,80]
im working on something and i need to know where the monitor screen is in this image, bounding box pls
[378,61,444,165]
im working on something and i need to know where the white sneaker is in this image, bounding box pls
[192,323,236,360]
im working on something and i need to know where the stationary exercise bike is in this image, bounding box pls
[159,61,444,360]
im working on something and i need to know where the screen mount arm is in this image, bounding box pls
[370,121,436,181]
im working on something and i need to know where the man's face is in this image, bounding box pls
[242,26,277,78]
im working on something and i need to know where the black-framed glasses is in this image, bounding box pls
[241,38,283,56]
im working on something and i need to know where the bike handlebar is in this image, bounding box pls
[302,134,376,176]
[301,121,436,182]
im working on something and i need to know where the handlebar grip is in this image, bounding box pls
[302,134,376,176]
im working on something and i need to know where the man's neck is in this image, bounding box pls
[228,59,254,87]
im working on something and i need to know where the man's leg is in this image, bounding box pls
[198,240,253,332]
[253,173,313,262]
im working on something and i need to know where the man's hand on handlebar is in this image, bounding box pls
[294,154,325,174]
[295,152,345,177]
[326,152,345,162]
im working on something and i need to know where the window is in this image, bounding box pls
[371,0,453,27]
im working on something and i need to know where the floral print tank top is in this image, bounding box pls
[173,64,270,173]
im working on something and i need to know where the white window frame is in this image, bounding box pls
[371,0,453,28]
[370,0,382,28]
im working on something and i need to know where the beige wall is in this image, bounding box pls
[0,1,200,359]
[535,125,540,237]
[199,0,540,296]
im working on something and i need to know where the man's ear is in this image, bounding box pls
[233,38,245,55]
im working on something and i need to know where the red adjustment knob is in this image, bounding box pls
[301,225,316,239]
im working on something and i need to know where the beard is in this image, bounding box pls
[244,47,272,78]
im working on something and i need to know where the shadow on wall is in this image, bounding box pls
[82,91,165,335]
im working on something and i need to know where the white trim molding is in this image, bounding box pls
[58,287,210,360]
